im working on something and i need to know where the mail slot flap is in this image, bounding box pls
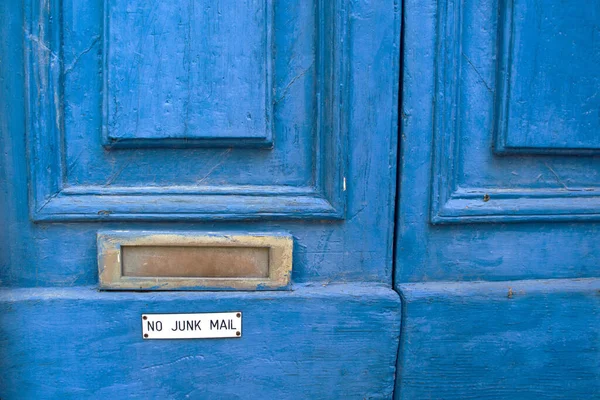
[98,232,292,291]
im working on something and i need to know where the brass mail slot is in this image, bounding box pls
[97,232,292,290]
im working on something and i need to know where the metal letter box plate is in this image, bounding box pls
[98,231,292,290]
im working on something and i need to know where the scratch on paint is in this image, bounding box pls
[461,52,493,94]
[348,203,367,222]
[25,31,58,60]
[36,190,61,213]
[141,355,206,371]
[196,149,232,184]
[63,36,101,75]
[544,162,582,192]
[104,155,135,186]
[274,62,315,104]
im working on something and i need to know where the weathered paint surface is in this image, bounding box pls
[3,0,600,397]
[495,0,600,153]
[0,284,401,399]
[397,0,600,282]
[395,0,600,397]
[0,0,401,288]
[0,0,402,397]
[395,279,600,399]
[26,0,346,220]
[104,0,273,146]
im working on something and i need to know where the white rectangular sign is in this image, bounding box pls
[142,312,242,339]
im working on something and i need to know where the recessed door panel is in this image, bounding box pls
[430,0,600,223]
[495,0,600,153]
[104,0,272,146]
[26,0,345,221]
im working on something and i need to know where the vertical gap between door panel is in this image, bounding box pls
[391,0,406,397]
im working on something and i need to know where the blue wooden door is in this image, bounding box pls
[395,0,600,398]
[2,0,599,399]
[0,0,401,398]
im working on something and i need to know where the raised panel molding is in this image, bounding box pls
[494,0,600,155]
[430,0,600,224]
[25,0,347,221]
[102,0,274,149]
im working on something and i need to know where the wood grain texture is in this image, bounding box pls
[0,0,12,275]
[0,284,401,399]
[104,0,273,147]
[395,278,600,399]
[396,0,600,282]
[494,0,600,154]
[425,0,600,223]
[25,0,347,220]
[3,0,400,287]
